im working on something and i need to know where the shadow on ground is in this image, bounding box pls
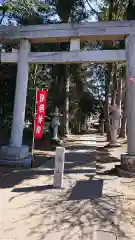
[11,179,103,201]
[7,180,134,240]
[0,143,97,189]
[97,146,120,164]
[68,179,103,200]
[96,146,122,177]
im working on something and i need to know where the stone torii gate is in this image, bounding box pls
[0,20,135,175]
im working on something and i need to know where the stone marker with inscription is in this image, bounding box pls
[53,147,65,188]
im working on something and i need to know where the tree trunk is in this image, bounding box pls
[104,101,111,141]
[116,78,122,108]
[108,64,123,145]
[104,63,112,141]
[115,77,123,136]
[111,66,117,106]
[100,120,104,135]
[109,66,117,142]
[104,1,115,141]
[57,43,69,136]
[64,72,70,136]
[58,65,66,137]
[119,115,127,138]
[110,120,118,144]
[119,89,127,138]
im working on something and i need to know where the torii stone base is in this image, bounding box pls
[107,142,121,148]
[0,145,32,168]
[116,155,135,177]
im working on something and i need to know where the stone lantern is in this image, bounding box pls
[50,107,62,143]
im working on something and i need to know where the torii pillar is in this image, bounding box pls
[119,34,135,176]
[0,39,31,167]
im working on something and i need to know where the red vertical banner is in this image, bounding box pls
[34,89,48,139]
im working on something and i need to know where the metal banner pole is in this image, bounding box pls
[31,88,38,164]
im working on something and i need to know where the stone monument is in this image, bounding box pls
[50,107,62,145]
[53,147,65,188]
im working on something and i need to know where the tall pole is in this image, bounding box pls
[31,88,38,162]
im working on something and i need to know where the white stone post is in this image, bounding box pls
[53,147,65,188]
[119,34,135,175]
[10,39,30,147]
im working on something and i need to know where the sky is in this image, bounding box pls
[85,0,101,21]
[0,0,4,5]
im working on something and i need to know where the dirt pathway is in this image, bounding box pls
[0,134,135,240]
